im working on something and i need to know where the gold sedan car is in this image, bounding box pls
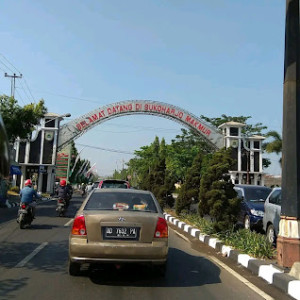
[69,189,168,276]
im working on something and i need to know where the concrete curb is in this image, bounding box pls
[164,213,300,300]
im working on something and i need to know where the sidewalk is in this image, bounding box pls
[0,194,19,208]
[164,213,300,300]
[0,193,51,209]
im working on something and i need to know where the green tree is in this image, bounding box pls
[151,138,175,208]
[0,95,47,142]
[167,128,214,182]
[128,136,161,190]
[199,148,240,232]
[200,114,271,168]
[200,114,267,136]
[263,130,282,165]
[175,152,203,214]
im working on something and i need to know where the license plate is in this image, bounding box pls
[103,226,140,240]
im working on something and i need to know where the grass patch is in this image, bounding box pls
[165,209,276,259]
[216,229,276,259]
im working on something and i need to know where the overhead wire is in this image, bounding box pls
[32,90,101,104]
[0,53,35,103]
[15,89,26,105]
[76,143,134,155]
[16,81,34,104]
[0,65,7,73]
[23,78,35,103]
[0,53,22,74]
[0,58,15,74]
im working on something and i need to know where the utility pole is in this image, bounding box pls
[4,73,22,98]
[277,0,300,267]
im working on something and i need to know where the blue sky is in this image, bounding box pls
[0,0,285,176]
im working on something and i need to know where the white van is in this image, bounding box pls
[263,187,281,244]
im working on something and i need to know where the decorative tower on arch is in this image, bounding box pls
[219,121,265,186]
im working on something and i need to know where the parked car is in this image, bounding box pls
[68,189,168,276]
[92,181,100,189]
[263,187,281,244]
[234,184,272,231]
[98,179,130,189]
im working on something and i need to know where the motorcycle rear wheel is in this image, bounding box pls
[19,219,25,229]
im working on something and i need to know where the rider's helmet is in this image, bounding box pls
[60,179,67,186]
[24,179,32,186]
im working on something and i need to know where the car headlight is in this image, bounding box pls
[250,209,264,217]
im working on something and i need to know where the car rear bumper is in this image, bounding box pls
[70,257,167,265]
[69,237,168,264]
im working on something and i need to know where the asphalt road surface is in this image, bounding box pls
[0,194,291,300]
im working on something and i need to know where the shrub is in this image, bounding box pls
[176,212,275,259]
[217,229,276,259]
[175,152,203,214]
[199,148,241,232]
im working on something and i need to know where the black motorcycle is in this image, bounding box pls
[17,202,34,229]
[56,198,67,217]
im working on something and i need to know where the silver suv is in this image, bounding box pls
[263,187,281,244]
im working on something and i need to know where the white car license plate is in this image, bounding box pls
[103,226,139,240]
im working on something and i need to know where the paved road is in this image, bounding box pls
[0,195,291,300]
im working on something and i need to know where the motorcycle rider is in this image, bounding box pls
[19,179,40,218]
[80,183,87,197]
[56,179,71,208]
[67,182,73,197]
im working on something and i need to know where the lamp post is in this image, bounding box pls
[44,113,71,125]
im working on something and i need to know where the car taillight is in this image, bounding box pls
[21,204,26,209]
[71,215,87,236]
[154,217,168,238]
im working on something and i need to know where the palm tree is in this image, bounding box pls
[263,130,282,165]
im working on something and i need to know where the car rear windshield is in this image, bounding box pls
[101,182,128,189]
[85,192,158,213]
[244,188,271,202]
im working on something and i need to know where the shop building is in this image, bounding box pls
[14,113,67,193]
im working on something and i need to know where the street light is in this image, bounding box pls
[44,113,71,125]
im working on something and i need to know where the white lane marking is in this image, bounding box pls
[209,255,274,300]
[15,242,48,268]
[171,227,274,300]
[172,228,191,243]
[64,219,74,227]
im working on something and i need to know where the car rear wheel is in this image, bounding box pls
[244,215,251,230]
[266,224,276,245]
[68,260,80,276]
[154,263,166,277]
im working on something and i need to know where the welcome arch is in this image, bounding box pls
[58,100,225,150]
